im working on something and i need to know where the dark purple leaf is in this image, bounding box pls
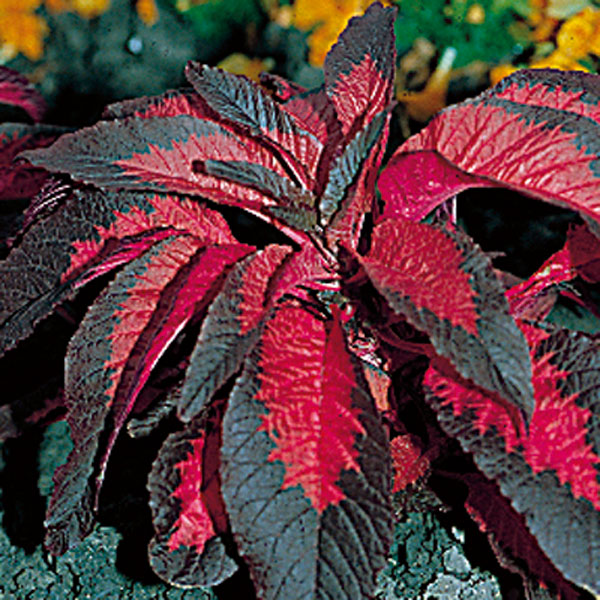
[45,235,251,554]
[324,3,396,137]
[185,63,323,188]
[0,189,235,358]
[21,115,295,216]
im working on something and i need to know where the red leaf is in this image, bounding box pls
[0,66,46,122]
[0,124,66,200]
[326,113,390,249]
[103,88,210,121]
[201,159,318,231]
[424,321,600,594]
[505,245,575,320]
[164,437,217,549]
[21,116,295,216]
[256,307,367,510]
[359,218,534,421]
[220,302,392,599]
[62,192,235,284]
[379,150,490,222]
[379,69,600,224]
[363,219,477,334]
[319,110,389,235]
[45,236,251,554]
[0,189,235,359]
[148,413,237,587]
[324,2,396,137]
[277,88,345,189]
[268,241,338,303]
[100,240,253,464]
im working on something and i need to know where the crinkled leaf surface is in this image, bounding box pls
[318,1,396,247]
[21,115,295,217]
[319,110,388,228]
[0,124,67,253]
[566,221,600,283]
[266,241,337,302]
[277,88,345,192]
[0,189,234,358]
[424,322,600,595]
[390,435,429,493]
[325,113,390,250]
[221,303,392,599]
[505,244,575,321]
[103,88,211,121]
[379,69,600,223]
[148,413,237,588]
[45,236,251,555]
[185,63,322,188]
[202,159,317,231]
[324,2,396,137]
[178,244,292,423]
[359,218,534,421]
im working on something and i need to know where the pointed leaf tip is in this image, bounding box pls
[324,2,396,136]
[319,109,389,228]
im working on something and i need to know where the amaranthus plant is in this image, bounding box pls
[1,4,599,598]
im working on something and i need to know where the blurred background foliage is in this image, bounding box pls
[2,1,600,598]
[3,0,600,127]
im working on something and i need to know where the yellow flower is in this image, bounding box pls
[136,0,159,26]
[398,47,456,122]
[530,49,588,71]
[45,0,111,19]
[0,0,48,61]
[493,4,599,86]
[70,0,111,19]
[489,63,520,86]
[293,0,390,66]
[556,9,596,59]
[465,3,485,25]
[526,0,558,42]
[217,53,275,82]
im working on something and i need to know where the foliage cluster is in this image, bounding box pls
[1,3,600,599]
